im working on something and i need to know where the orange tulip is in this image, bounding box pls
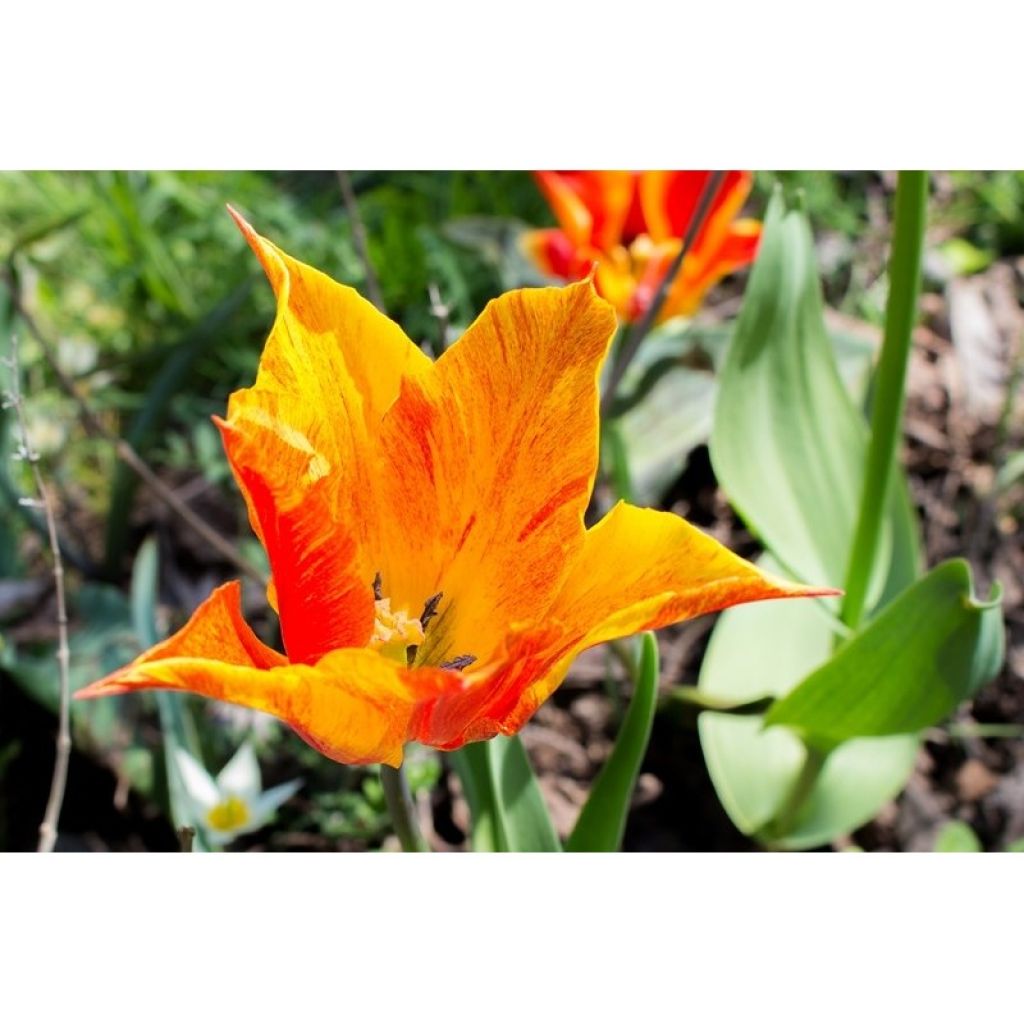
[76,209,830,767]
[522,171,761,323]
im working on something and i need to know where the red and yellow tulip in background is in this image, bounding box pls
[522,171,761,323]
[76,208,828,767]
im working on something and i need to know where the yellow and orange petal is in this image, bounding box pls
[410,502,839,749]
[76,582,462,767]
[75,212,822,767]
[375,281,618,665]
[218,210,432,664]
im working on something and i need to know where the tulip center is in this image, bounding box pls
[369,574,477,672]
[206,795,250,833]
[370,597,426,663]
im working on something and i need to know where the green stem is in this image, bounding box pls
[380,762,428,852]
[765,743,830,841]
[841,171,928,630]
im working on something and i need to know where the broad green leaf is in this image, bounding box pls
[698,561,918,850]
[766,560,1004,742]
[567,633,659,852]
[711,192,872,590]
[450,735,560,852]
[935,820,982,852]
[614,365,715,504]
[130,537,208,850]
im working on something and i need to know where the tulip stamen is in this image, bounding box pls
[372,572,383,601]
[440,654,477,671]
[420,591,443,629]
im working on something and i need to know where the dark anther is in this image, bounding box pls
[440,654,477,671]
[420,591,443,629]
[372,572,383,601]
[406,645,419,668]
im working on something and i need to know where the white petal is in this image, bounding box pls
[216,741,261,802]
[248,779,303,828]
[174,748,220,811]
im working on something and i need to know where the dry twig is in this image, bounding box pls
[4,335,72,853]
[336,171,386,313]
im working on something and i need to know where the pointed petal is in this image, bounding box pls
[216,741,262,803]
[417,503,837,746]
[520,228,582,280]
[81,640,457,768]
[552,502,835,646]
[248,778,303,827]
[639,171,751,244]
[533,172,636,251]
[174,748,220,812]
[375,282,618,664]
[221,210,432,663]
[75,581,285,701]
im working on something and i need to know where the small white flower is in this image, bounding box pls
[175,742,301,846]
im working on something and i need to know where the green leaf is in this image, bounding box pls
[449,735,560,852]
[935,821,982,852]
[601,420,636,504]
[615,364,716,505]
[710,191,873,590]
[1005,837,1024,853]
[766,560,1004,742]
[698,561,919,850]
[130,537,208,850]
[567,633,659,852]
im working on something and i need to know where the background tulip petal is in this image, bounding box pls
[534,171,636,251]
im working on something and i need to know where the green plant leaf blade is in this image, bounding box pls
[766,559,1005,742]
[935,820,982,852]
[567,633,659,852]
[130,536,209,851]
[449,735,561,852]
[698,565,918,849]
[710,191,871,590]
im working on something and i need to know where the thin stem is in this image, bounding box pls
[4,335,72,853]
[765,743,830,842]
[600,171,726,417]
[841,171,929,630]
[380,762,428,852]
[427,282,450,356]
[337,171,386,313]
[2,267,267,587]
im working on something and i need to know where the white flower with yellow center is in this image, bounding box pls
[175,742,301,847]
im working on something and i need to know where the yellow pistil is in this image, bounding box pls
[206,794,250,833]
[370,598,426,663]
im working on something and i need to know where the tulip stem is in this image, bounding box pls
[380,762,428,852]
[763,742,830,843]
[600,171,727,417]
[840,171,928,631]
